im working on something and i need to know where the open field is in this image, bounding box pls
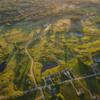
[43,82,93,100]
[0,0,100,99]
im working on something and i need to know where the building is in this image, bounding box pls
[43,24,48,29]
[26,74,29,77]
[46,76,50,79]
[79,89,84,95]
[21,52,25,55]
[19,47,22,50]
[26,78,31,84]
[42,78,45,82]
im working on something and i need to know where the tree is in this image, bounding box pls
[70,16,80,22]
[56,93,65,100]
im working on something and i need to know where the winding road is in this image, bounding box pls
[25,26,49,88]
[1,25,100,100]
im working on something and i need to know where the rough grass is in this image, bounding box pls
[1,3,100,98]
[43,82,93,100]
[80,77,100,97]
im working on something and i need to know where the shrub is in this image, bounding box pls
[51,84,55,87]
[14,85,18,91]
[56,93,65,100]
[44,92,46,94]
[49,96,52,98]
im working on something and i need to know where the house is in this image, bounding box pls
[26,78,31,84]
[19,47,22,50]
[42,78,45,82]
[65,68,68,72]
[93,68,96,71]
[21,52,25,55]
[92,15,95,18]
[58,72,60,76]
[94,95,99,100]
[77,6,80,8]
[98,58,100,63]
[94,63,98,66]
[70,68,73,72]
[65,68,69,74]
[53,88,57,96]
[79,89,84,95]
[26,74,29,77]
[56,98,59,100]
[61,70,65,74]
[83,15,86,17]
[46,76,50,79]
[49,24,52,26]
[43,24,48,29]
[37,32,40,34]
[51,73,57,79]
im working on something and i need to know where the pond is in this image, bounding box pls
[69,33,83,37]
[41,62,58,73]
[0,61,6,72]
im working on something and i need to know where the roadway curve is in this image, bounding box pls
[25,26,49,88]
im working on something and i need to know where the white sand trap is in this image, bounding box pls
[69,33,83,37]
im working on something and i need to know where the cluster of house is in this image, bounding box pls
[19,47,25,55]
[61,68,73,77]
[52,88,57,96]
[14,47,25,55]
[42,68,73,83]
[94,58,100,63]
[78,89,84,95]
[91,63,98,72]
[26,74,31,85]
[52,88,59,100]
[93,95,99,100]
[51,72,61,79]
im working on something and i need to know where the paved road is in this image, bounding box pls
[0,72,100,100]
[25,26,49,100]
[25,34,39,88]
[25,26,49,88]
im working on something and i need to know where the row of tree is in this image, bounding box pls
[0,0,99,25]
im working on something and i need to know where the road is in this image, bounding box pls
[0,25,100,100]
[25,26,49,88]
[0,72,100,100]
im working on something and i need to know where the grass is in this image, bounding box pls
[43,82,93,100]
[1,2,100,99]
[2,90,41,100]
[80,77,100,97]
